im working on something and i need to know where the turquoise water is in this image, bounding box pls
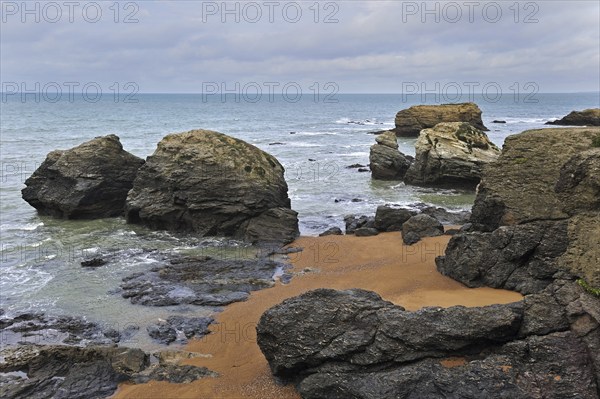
[1,93,598,347]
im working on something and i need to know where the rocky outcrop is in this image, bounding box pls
[440,127,600,291]
[546,108,600,126]
[257,287,599,399]
[393,103,488,137]
[404,122,500,187]
[121,255,288,307]
[369,131,412,180]
[0,344,216,399]
[22,135,144,219]
[125,129,299,244]
[401,214,444,245]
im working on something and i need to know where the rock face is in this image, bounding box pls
[393,103,488,137]
[125,129,299,244]
[257,287,599,399]
[439,127,600,291]
[22,135,144,219]
[546,108,600,126]
[369,131,412,180]
[404,122,500,187]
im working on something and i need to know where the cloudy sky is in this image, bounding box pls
[1,0,599,93]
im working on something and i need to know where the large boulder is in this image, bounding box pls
[22,135,144,218]
[393,102,488,137]
[125,129,299,244]
[404,122,500,187]
[546,108,600,126]
[438,127,600,291]
[369,131,412,180]
[257,287,599,399]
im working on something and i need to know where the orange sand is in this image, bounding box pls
[113,233,523,399]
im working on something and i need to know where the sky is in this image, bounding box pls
[1,0,599,94]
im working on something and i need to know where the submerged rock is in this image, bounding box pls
[369,131,412,180]
[125,129,298,244]
[121,256,285,307]
[393,103,488,137]
[404,122,500,187]
[22,135,144,219]
[546,108,600,126]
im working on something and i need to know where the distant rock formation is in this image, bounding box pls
[125,129,299,244]
[22,135,144,219]
[546,108,600,126]
[404,122,500,187]
[393,102,488,137]
[369,131,412,180]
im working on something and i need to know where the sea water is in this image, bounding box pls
[1,92,598,349]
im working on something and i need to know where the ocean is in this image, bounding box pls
[1,92,598,349]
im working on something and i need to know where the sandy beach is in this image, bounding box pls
[113,232,523,399]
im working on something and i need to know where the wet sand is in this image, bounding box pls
[114,232,523,399]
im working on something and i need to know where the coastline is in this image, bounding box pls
[113,232,523,399]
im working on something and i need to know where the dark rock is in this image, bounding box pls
[404,122,500,188]
[257,289,523,379]
[319,227,343,237]
[147,316,214,345]
[308,159,317,162]
[402,214,444,244]
[437,221,569,295]
[133,364,217,384]
[344,215,375,234]
[297,331,598,399]
[444,228,460,236]
[269,142,285,145]
[125,129,298,245]
[374,206,414,232]
[354,228,379,237]
[393,103,488,137]
[546,108,600,126]
[0,345,149,399]
[492,120,507,123]
[80,258,107,267]
[22,135,144,219]
[357,168,369,172]
[419,206,471,225]
[0,312,123,346]
[121,256,281,307]
[346,164,366,169]
[258,288,599,399]
[369,131,412,180]
[402,231,421,245]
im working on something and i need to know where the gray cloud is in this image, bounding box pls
[1,0,599,93]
